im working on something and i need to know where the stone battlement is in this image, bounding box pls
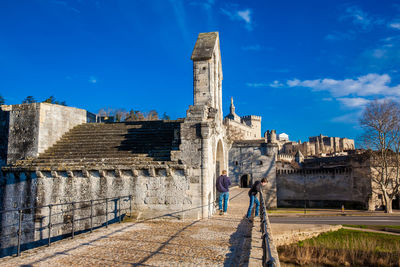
[241,115,262,121]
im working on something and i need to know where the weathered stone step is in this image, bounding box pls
[43,147,174,153]
[61,135,169,139]
[70,124,178,129]
[58,139,176,144]
[64,130,176,136]
[37,151,171,158]
[48,143,175,148]
[32,156,154,163]
[28,159,169,166]
[51,139,175,144]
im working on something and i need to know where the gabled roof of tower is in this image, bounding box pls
[191,32,219,61]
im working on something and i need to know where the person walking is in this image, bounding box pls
[246,178,267,222]
[216,170,231,215]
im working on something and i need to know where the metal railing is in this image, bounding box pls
[0,195,132,257]
[259,190,276,267]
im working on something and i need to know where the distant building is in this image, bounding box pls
[278,133,289,141]
[224,97,261,140]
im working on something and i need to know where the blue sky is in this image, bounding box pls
[1,0,400,144]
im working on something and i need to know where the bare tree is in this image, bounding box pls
[360,99,400,213]
[125,110,145,121]
[146,110,159,120]
[114,109,127,122]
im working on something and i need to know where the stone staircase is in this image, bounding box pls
[12,120,183,169]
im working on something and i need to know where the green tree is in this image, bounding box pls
[22,96,36,104]
[43,96,67,106]
[0,95,4,105]
[162,112,171,121]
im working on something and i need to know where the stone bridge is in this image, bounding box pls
[0,188,275,266]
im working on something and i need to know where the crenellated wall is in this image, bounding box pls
[276,156,373,209]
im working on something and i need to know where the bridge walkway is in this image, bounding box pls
[0,188,254,266]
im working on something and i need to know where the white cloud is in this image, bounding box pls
[169,0,190,44]
[238,9,251,23]
[247,80,284,88]
[269,80,284,88]
[337,97,370,108]
[221,7,253,31]
[371,48,387,59]
[389,22,400,30]
[190,0,214,10]
[51,0,80,13]
[287,73,400,98]
[340,5,384,31]
[246,82,269,88]
[331,111,363,124]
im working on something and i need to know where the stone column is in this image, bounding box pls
[200,122,211,218]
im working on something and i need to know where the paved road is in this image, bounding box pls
[270,215,400,225]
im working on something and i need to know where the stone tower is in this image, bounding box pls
[191,32,223,122]
[180,32,228,219]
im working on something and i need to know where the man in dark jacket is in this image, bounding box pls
[246,178,267,221]
[216,170,231,215]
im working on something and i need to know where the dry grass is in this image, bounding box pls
[278,229,400,266]
[344,224,400,231]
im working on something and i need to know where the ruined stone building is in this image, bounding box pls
[0,32,230,255]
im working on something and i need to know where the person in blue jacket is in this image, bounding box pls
[216,170,231,215]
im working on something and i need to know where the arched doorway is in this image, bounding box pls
[216,140,224,177]
[214,140,225,212]
[240,174,251,188]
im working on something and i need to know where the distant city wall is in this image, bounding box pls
[277,166,372,209]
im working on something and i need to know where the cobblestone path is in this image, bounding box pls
[1,188,253,267]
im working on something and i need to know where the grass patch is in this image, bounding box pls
[344,224,400,231]
[278,229,400,266]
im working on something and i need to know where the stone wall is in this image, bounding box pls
[276,156,372,209]
[4,104,41,164]
[0,164,199,256]
[229,140,278,208]
[0,106,10,165]
[224,118,260,140]
[37,103,95,154]
[1,103,95,165]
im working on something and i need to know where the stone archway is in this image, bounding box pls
[214,140,225,211]
[216,140,225,177]
[240,174,251,188]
